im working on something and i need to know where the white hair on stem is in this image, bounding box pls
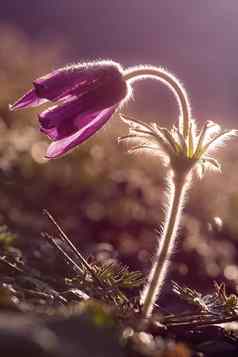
[140,170,192,317]
[123,65,192,138]
[119,64,237,321]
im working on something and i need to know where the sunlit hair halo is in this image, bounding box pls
[10,60,237,320]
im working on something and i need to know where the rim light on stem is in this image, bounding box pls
[120,65,237,320]
[124,66,191,138]
[140,171,191,318]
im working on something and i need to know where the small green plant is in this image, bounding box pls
[0,225,16,248]
[42,210,144,309]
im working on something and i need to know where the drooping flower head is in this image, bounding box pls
[10,61,129,158]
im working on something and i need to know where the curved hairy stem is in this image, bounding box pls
[124,66,191,138]
[140,171,192,318]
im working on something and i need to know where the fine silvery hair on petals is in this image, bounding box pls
[33,60,127,102]
[10,60,128,110]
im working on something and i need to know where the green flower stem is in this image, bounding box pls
[140,170,192,318]
[124,66,191,138]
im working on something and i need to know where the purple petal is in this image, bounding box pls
[10,89,47,110]
[33,61,127,104]
[39,71,127,134]
[46,106,116,159]
[33,66,101,102]
[39,96,96,140]
[39,97,82,129]
[40,109,106,141]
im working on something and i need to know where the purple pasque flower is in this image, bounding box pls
[10,61,129,158]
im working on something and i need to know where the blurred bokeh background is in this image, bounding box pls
[1,0,238,305]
